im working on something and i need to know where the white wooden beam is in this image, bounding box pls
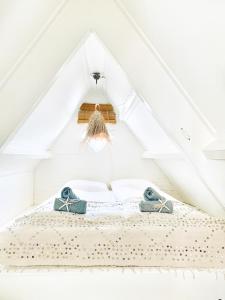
[142,151,183,160]
[203,139,225,160]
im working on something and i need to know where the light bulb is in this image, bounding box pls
[88,137,107,152]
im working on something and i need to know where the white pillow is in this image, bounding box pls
[111,179,158,190]
[73,190,116,202]
[111,179,159,201]
[60,180,108,192]
[111,179,179,203]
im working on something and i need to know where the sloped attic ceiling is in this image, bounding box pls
[0,0,225,217]
[119,0,225,135]
[1,33,178,157]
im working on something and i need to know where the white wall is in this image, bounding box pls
[0,172,33,225]
[157,159,225,217]
[34,119,177,203]
[0,155,37,225]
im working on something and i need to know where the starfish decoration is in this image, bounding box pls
[158,199,171,213]
[58,198,75,212]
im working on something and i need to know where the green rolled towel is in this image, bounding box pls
[54,198,87,214]
[139,199,173,214]
[61,187,78,199]
[144,187,165,201]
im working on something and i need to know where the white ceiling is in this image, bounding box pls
[120,0,225,136]
[2,33,178,156]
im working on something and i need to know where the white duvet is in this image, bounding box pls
[0,190,225,268]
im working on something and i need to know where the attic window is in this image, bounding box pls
[77,103,116,124]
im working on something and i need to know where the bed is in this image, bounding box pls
[0,179,224,268]
[1,266,225,300]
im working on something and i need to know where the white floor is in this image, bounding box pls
[0,268,224,300]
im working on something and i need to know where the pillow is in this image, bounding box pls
[72,190,116,202]
[60,180,108,192]
[111,179,160,201]
[111,179,179,203]
[111,179,158,190]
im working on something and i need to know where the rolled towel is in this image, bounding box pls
[54,198,87,214]
[61,187,79,199]
[144,187,165,201]
[139,199,173,214]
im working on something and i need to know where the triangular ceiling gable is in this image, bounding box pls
[1,33,178,157]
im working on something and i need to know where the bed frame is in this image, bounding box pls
[0,267,224,300]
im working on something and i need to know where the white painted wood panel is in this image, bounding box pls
[0,172,33,225]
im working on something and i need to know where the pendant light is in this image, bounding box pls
[84,105,110,152]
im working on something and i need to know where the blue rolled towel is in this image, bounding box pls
[144,187,165,201]
[54,198,87,214]
[61,187,79,199]
[139,199,173,214]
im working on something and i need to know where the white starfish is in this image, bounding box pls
[58,197,75,212]
[158,199,171,213]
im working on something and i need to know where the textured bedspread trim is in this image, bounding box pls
[0,265,225,281]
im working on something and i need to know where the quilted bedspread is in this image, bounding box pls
[0,198,225,267]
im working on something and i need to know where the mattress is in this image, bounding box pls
[0,191,225,268]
